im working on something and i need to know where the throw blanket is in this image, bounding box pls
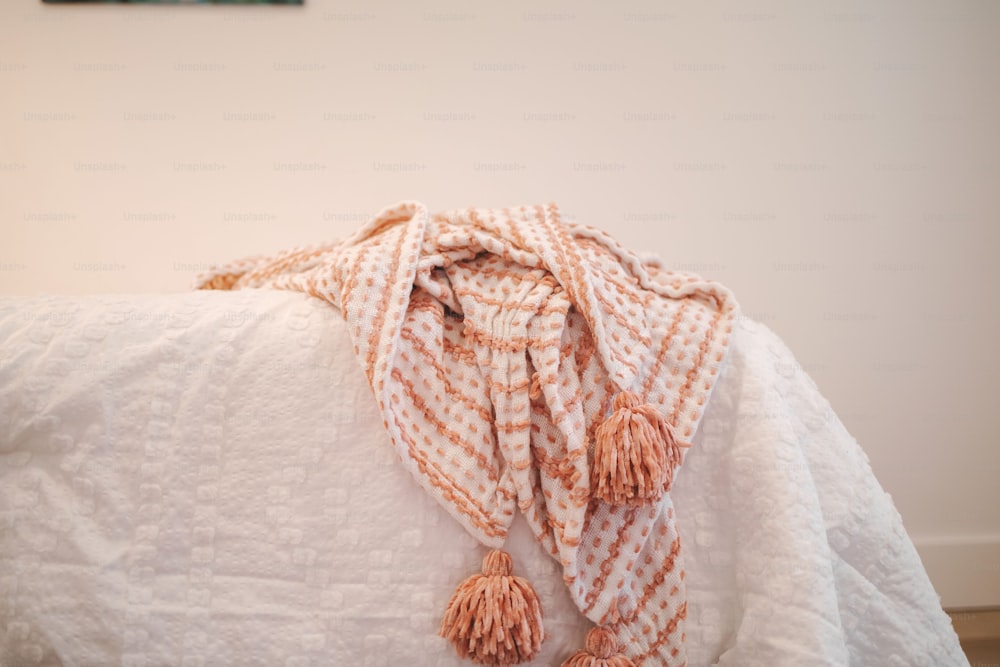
[195,202,739,664]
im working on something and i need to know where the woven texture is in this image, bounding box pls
[195,201,739,664]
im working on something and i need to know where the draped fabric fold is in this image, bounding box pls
[195,201,739,664]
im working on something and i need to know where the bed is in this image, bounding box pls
[0,287,967,666]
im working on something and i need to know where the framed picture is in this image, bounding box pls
[43,0,302,4]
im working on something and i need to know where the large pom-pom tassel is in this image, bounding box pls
[439,549,544,665]
[561,627,636,667]
[590,391,687,507]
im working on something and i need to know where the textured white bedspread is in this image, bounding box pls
[0,291,966,666]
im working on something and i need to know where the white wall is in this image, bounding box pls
[2,0,998,607]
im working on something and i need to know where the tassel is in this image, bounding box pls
[561,626,636,667]
[439,549,544,665]
[590,391,686,507]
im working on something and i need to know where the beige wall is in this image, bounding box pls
[2,0,998,606]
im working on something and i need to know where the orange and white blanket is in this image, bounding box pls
[195,201,738,664]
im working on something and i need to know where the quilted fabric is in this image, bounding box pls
[194,202,739,663]
[0,292,967,666]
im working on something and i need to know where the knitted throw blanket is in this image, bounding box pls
[195,201,739,665]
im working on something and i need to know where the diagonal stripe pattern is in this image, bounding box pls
[195,201,739,664]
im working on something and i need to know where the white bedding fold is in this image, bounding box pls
[0,292,966,666]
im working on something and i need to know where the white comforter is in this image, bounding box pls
[0,291,967,666]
